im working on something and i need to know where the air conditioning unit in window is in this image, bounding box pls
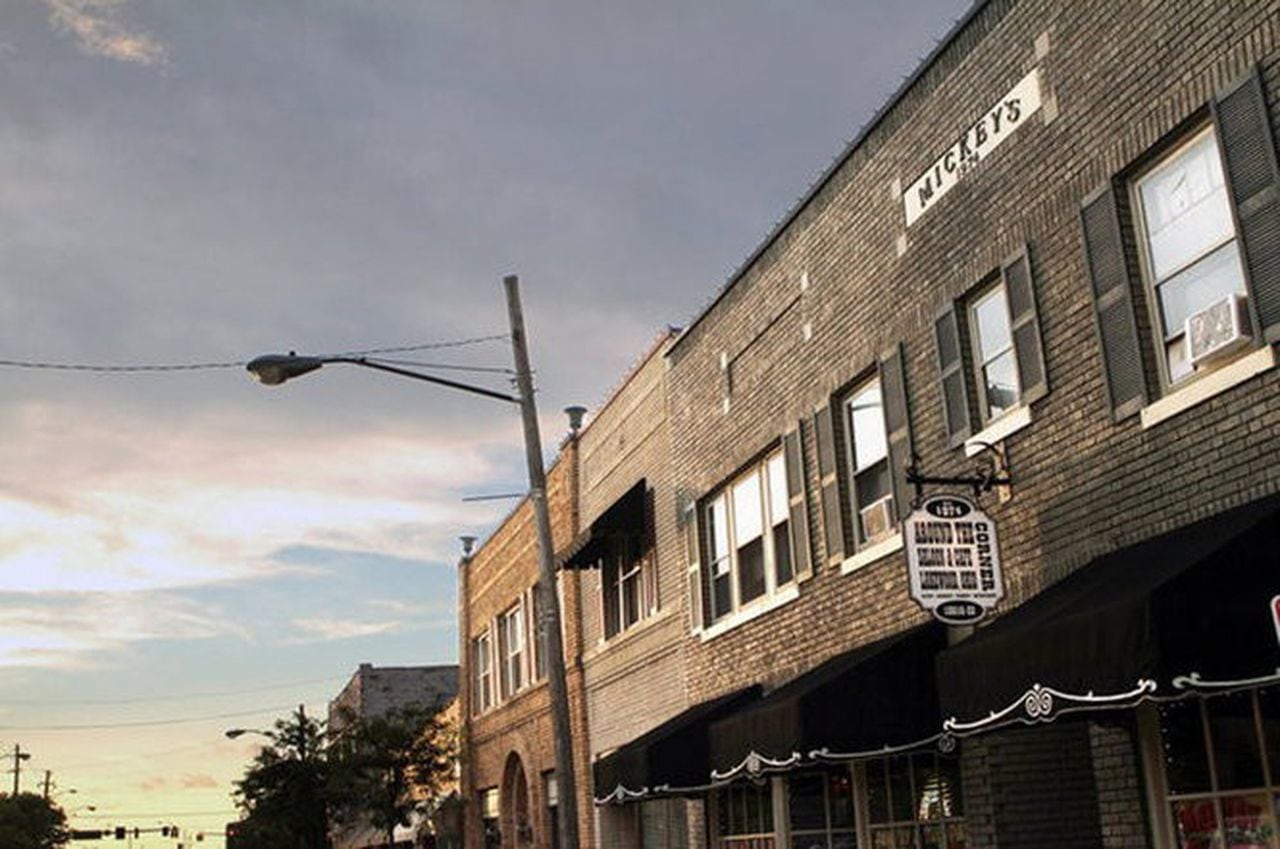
[859,496,895,542]
[1185,293,1252,367]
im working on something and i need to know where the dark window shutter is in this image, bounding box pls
[1080,184,1147,419]
[1214,66,1280,343]
[681,501,704,633]
[934,305,972,446]
[782,424,813,581]
[878,343,915,523]
[813,404,846,565]
[1002,248,1049,405]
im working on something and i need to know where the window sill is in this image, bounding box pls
[700,583,801,642]
[964,405,1033,457]
[840,532,904,575]
[1140,345,1276,429]
[585,608,673,662]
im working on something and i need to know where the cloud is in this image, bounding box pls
[0,591,241,669]
[288,617,402,643]
[0,401,507,596]
[180,773,219,789]
[43,0,167,65]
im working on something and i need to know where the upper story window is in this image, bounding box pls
[935,249,1047,445]
[843,377,895,546]
[1133,127,1249,385]
[603,532,650,639]
[1080,66,1280,425]
[471,631,493,714]
[705,449,793,624]
[969,282,1019,420]
[498,602,526,699]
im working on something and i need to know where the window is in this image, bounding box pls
[861,751,965,849]
[1133,127,1250,385]
[641,799,689,849]
[544,771,560,849]
[1151,691,1280,849]
[843,378,894,546]
[936,252,1045,446]
[717,781,775,849]
[529,588,546,682]
[603,533,649,639]
[497,603,525,699]
[788,768,856,849]
[968,282,1019,421]
[480,788,501,849]
[472,631,492,714]
[704,448,794,624]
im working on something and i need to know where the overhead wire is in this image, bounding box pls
[0,332,511,374]
[0,702,328,732]
[1,675,348,706]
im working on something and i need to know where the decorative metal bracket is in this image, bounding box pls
[905,443,1012,505]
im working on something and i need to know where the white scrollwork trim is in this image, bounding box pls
[592,784,650,806]
[943,679,1157,735]
[808,733,952,763]
[1172,669,1280,694]
[710,750,802,782]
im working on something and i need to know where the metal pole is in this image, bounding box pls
[11,744,22,795]
[43,769,51,800]
[504,275,579,849]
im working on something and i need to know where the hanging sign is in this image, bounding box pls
[903,68,1042,227]
[904,494,1004,625]
[1272,595,1280,648]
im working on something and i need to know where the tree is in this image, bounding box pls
[0,793,69,849]
[329,703,457,849]
[233,706,331,849]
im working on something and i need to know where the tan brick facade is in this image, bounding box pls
[460,2,1280,847]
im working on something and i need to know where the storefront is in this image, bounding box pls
[937,494,1280,849]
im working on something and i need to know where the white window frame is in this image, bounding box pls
[601,532,651,640]
[966,276,1023,426]
[498,602,526,700]
[1131,124,1255,391]
[472,630,493,714]
[703,448,795,628]
[842,375,897,550]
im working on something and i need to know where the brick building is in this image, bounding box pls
[463,1,1280,847]
[586,1,1280,848]
[458,433,593,849]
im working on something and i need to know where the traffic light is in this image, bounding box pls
[115,826,126,840]
[162,826,170,837]
[171,825,181,838]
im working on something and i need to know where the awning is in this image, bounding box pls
[593,685,761,804]
[558,479,648,570]
[708,623,948,782]
[936,493,1280,736]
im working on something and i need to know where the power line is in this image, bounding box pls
[1,675,347,706]
[0,333,510,374]
[0,702,326,732]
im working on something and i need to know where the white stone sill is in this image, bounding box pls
[840,532,905,575]
[699,582,801,643]
[1140,345,1276,429]
[964,405,1033,457]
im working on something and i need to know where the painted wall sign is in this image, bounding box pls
[903,68,1042,227]
[904,494,1004,625]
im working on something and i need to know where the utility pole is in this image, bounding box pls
[43,769,51,799]
[504,275,579,849]
[10,744,30,795]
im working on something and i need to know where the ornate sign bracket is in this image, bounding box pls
[905,444,1012,506]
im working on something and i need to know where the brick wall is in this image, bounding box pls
[661,0,1280,846]
[460,439,594,849]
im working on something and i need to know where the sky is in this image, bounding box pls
[0,0,971,844]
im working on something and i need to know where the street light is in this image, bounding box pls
[224,727,270,741]
[246,276,581,849]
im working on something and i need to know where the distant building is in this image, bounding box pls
[329,663,458,732]
[330,664,459,849]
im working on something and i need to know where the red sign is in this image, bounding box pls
[1273,595,1280,648]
